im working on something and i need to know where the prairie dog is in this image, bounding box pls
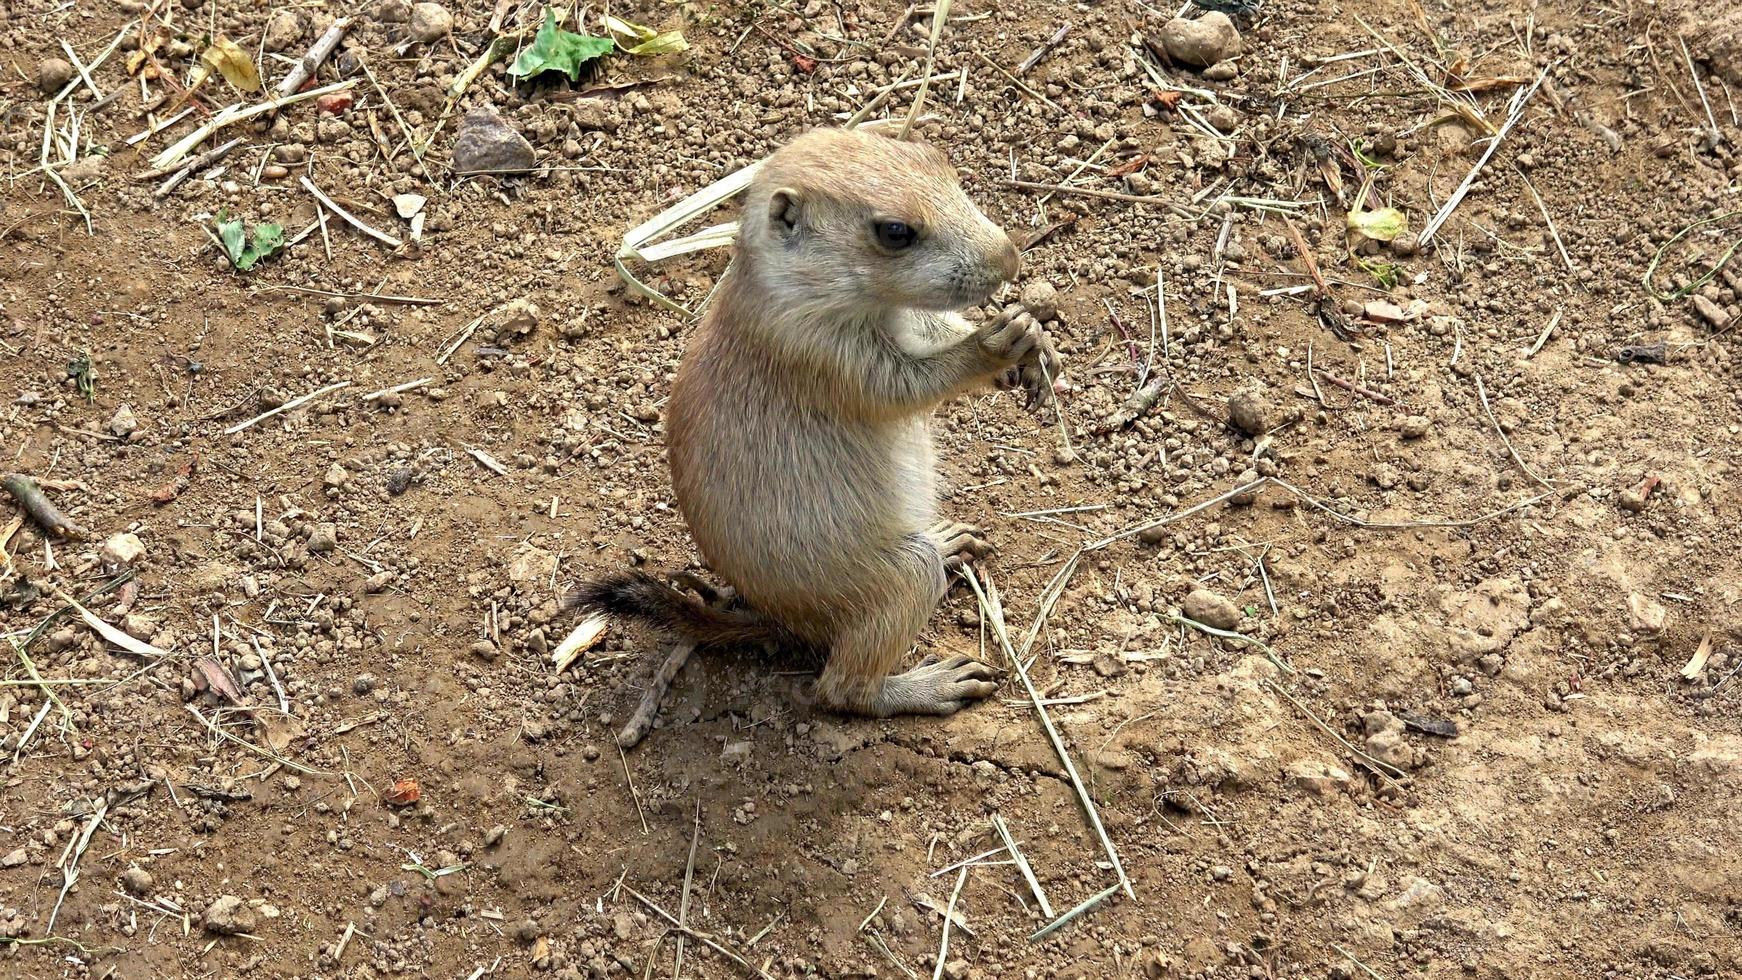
[572,128,1059,718]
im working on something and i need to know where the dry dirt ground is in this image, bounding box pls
[3,0,1742,978]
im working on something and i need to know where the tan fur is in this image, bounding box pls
[663,128,1046,716]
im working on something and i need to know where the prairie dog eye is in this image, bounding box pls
[873,220,919,250]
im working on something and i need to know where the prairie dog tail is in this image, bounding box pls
[563,570,791,649]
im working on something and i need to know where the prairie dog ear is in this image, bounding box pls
[767,188,802,238]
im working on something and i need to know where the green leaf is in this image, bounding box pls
[216,213,246,266]
[508,8,614,82]
[1347,206,1408,242]
[215,215,286,272]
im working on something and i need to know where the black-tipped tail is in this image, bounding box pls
[563,570,787,649]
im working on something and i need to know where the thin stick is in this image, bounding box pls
[1331,944,1388,980]
[259,284,441,305]
[1088,478,1269,550]
[438,313,490,364]
[1514,168,1572,271]
[1004,179,1185,213]
[1524,307,1561,358]
[624,887,775,980]
[251,637,290,714]
[1261,679,1407,783]
[675,798,702,980]
[299,177,403,249]
[360,378,433,401]
[223,381,350,434]
[931,866,969,980]
[360,55,424,163]
[900,0,950,140]
[858,896,889,932]
[185,704,328,776]
[276,17,353,98]
[991,814,1053,919]
[1474,374,1553,489]
[1680,35,1724,147]
[962,569,1134,900]
[1017,23,1071,75]
[3,474,84,538]
[1028,882,1121,941]
[1171,614,1293,675]
[47,797,107,935]
[971,50,1062,112]
[137,137,244,182]
[151,80,355,169]
[617,743,649,834]
[59,39,104,101]
[1419,63,1552,246]
[617,642,696,748]
[1272,477,1558,530]
[1314,368,1395,405]
[1042,135,1115,205]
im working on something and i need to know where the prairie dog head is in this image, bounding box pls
[736,129,1020,314]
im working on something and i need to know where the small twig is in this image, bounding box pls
[3,474,85,538]
[1171,613,1294,675]
[675,797,702,979]
[1028,882,1121,941]
[47,797,108,935]
[251,637,290,714]
[1262,679,1407,785]
[258,285,440,305]
[1680,35,1724,147]
[1016,23,1071,75]
[962,569,1133,902]
[1524,307,1562,358]
[1420,63,1553,246]
[618,642,696,748]
[299,178,403,249]
[1474,374,1553,490]
[1514,168,1572,272]
[1314,368,1395,405]
[185,704,328,776]
[617,743,649,834]
[931,866,969,980]
[1004,179,1187,215]
[991,814,1053,919]
[151,80,355,170]
[900,0,950,140]
[276,17,353,98]
[1282,218,1332,297]
[624,887,775,980]
[971,50,1062,111]
[136,137,243,182]
[360,378,433,401]
[223,380,350,434]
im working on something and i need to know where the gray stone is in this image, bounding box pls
[452,107,536,175]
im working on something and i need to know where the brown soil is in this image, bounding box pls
[3,1,1741,978]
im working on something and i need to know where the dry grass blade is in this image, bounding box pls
[624,886,775,980]
[185,703,329,776]
[900,0,951,140]
[930,865,969,980]
[1419,63,1552,246]
[223,381,350,434]
[962,568,1134,903]
[1028,882,1120,941]
[1473,374,1553,490]
[56,590,169,658]
[675,798,702,979]
[991,814,1053,918]
[151,80,355,170]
